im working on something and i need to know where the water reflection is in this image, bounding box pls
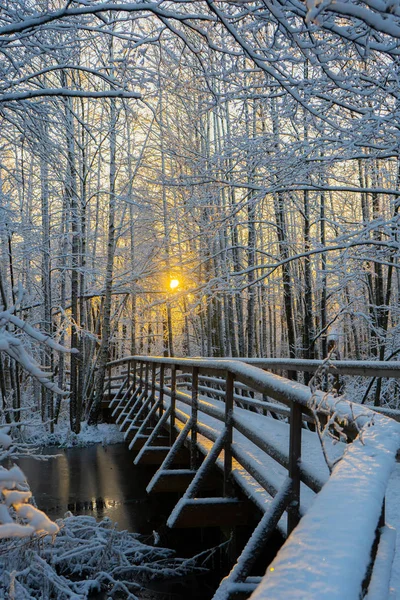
[15,442,225,600]
[16,443,161,533]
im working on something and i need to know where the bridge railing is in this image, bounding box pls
[105,356,400,600]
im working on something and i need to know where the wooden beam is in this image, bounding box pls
[149,469,196,493]
[136,446,189,466]
[170,498,248,528]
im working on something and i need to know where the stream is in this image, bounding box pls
[16,442,225,599]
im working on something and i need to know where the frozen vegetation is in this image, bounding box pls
[22,420,124,448]
[0,424,214,599]
[0,511,210,599]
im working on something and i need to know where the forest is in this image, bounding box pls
[0,1,400,432]
[1,3,400,600]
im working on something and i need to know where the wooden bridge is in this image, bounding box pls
[104,355,400,600]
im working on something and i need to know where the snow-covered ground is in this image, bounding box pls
[21,420,124,448]
[387,462,400,597]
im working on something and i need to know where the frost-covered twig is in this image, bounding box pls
[308,350,345,473]
[307,349,374,472]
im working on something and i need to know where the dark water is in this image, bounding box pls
[16,444,168,534]
[16,443,225,599]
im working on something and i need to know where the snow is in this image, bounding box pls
[0,431,60,539]
[0,464,26,488]
[386,462,400,596]
[0,428,12,450]
[23,421,124,448]
[366,525,396,600]
[15,504,59,535]
[249,414,400,599]
[2,489,32,506]
[0,504,13,524]
[0,523,35,538]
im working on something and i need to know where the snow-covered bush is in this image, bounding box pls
[0,512,212,599]
[0,423,213,599]
[0,427,59,541]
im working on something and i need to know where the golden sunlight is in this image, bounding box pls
[169,278,180,290]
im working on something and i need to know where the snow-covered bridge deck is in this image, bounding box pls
[105,356,400,600]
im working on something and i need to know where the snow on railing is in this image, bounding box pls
[249,408,399,600]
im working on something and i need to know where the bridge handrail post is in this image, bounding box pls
[224,370,234,497]
[151,362,156,406]
[144,361,149,396]
[169,364,177,446]
[190,366,199,470]
[287,400,302,534]
[138,361,143,391]
[132,360,136,388]
[127,360,130,387]
[159,363,165,418]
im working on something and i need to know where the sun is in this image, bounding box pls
[169,278,180,290]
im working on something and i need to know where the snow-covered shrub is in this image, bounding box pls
[0,427,59,542]
[0,511,211,599]
[0,292,72,542]
[0,425,212,598]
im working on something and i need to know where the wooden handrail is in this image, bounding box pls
[107,355,400,378]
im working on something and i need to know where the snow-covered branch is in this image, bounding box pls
[0,89,141,103]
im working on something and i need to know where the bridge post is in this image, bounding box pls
[151,362,156,406]
[132,360,137,391]
[191,367,199,470]
[127,360,130,387]
[224,370,234,497]
[144,362,149,398]
[170,364,177,445]
[138,361,143,392]
[159,363,165,418]
[288,401,302,534]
